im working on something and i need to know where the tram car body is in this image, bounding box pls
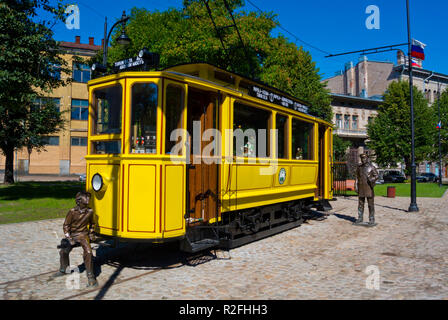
[86,61,333,252]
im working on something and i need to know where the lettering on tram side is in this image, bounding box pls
[249,85,310,114]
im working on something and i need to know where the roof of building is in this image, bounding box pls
[58,36,102,55]
[394,64,448,81]
[330,93,383,104]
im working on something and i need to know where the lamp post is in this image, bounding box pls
[406,0,419,212]
[102,11,131,66]
[437,81,442,187]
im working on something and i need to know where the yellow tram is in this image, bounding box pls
[86,58,333,251]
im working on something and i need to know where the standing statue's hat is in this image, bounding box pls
[359,153,368,158]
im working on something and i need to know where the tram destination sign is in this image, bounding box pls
[249,85,310,114]
[113,56,145,72]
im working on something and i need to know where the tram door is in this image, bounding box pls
[187,89,219,224]
[317,125,327,198]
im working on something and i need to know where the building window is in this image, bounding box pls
[368,116,374,124]
[33,97,60,113]
[71,99,89,120]
[344,115,350,129]
[130,83,158,154]
[292,118,314,160]
[335,114,342,128]
[233,102,271,158]
[73,63,91,83]
[425,89,431,101]
[71,137,87,146]
[352,115,358,129]
[49,63,61,80]
[41,136,59,146]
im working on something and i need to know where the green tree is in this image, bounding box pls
[102,0,332,121]
[367,81,436,176]
[0,0,70,184]
[332,135,351,161]
[435,87,448,162]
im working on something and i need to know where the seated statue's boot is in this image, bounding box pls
[87,273,98,287]
[50,268,68,279]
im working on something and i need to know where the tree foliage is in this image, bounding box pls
[332,134,351,161]
[366,81,436,175]
[0,0,69,183]
[102,0,332,121]
[435,87,448,161]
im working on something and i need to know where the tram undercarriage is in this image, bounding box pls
[180,198,331,253]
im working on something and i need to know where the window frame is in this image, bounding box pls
[129,81,159,155]
[232,100,273,159]
[164,83,186,155]
[275,112,289,160]
[71,136,88,147]
[73,62,92,83]
[291,116,315,162]
[91,83,123,136]
[71,99,89,121]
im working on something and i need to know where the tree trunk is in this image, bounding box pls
[3,147,15,184]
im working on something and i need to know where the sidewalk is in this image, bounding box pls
[0,173,80,184]
[1,192,447,299]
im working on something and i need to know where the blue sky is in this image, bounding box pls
[45,0,447,80]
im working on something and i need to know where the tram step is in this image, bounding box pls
[181,238,220,253]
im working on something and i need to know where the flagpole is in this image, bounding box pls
[407,0,419,212]
[438,81,442,187]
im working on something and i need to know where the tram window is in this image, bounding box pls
[276,114,288,159]
[130,83,158,154]
[93,84,122,135]
[233,102,271,158]
[165,85,184,155]
[291,118,314,160]
[92,140,121,154]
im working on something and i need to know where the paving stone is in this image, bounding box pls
[1,193,448,299]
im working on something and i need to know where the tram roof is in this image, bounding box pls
[88,62,332,126]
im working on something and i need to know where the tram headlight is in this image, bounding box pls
[92,173,103,192]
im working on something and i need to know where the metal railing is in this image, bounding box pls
[332,161,349,196]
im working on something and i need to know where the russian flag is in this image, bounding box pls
[411,39,426,60]
[436,121,442,129]
[411,58,422,68]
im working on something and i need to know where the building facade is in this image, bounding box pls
[0,36,101,176]
[324,52,448,176]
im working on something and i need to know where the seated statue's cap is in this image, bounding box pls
[76,191,91,199]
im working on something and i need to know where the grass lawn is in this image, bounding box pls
[345,182,448,198]
[0,182,86,225]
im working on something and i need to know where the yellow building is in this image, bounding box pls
[0,36,101,176]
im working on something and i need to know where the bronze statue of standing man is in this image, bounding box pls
[354,153,379,227]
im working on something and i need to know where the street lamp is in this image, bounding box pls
[102,11,131,66]
[437,81,442,187]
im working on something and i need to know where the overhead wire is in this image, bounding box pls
[245,0,331,56]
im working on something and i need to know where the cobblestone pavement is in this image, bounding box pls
[1,191,448,300]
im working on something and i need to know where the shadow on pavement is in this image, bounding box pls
[76,241,229,300]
